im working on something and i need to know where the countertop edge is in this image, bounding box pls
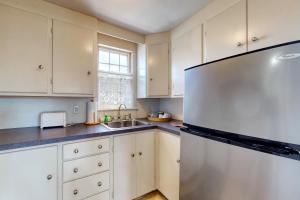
[0,123,180,152]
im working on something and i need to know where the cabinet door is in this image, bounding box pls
[53,20,95,95]
[172,26,202,97]
[248,0,300,50]
[0,4,51,94]
[136,131,156,196]
[204,0,247,62]
[0,146,57,200]
[147,43,169,96]
[114,134,137,200]
[157,131,180,200]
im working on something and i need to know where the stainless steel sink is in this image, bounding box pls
[102,120,150,130]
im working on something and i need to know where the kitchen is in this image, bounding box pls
[0,0,300,200]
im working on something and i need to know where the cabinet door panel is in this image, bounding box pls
[248,0,300,50]
[172,26,202,96]
[53,20,94,95]
[0,4,50,94]
[136,131,156,196]
[114,134,137,200]
[0,146,57,200]
[157,131,180,200]
[205,0,247,62]
[147,43,169,96]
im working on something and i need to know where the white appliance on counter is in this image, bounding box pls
[40,111,66,129]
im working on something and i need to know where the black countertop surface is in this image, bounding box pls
[0,119,181,151]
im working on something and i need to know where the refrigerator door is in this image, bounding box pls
[184,42,300,144]
[180,131,300,200]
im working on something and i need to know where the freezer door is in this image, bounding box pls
[180,131,300,200]
[184,42,300,144]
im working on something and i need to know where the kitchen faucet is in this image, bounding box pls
[117,104,127,120]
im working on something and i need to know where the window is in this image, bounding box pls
[98,46,135,110]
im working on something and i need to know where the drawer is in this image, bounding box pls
[85,191,110,200]
[64,138,110,160]
[64,153,110,182]
[63,171,110,200]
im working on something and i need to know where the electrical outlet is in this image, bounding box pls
[73,105,79,114]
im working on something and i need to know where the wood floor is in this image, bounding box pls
[135,191,167,200]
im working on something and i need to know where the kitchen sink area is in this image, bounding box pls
[102,120,151,130]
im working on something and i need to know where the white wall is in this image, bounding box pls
[159,98,183,120]
[0,97,91,129]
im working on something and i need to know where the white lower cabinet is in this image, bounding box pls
[113,131,156,200]
[0,146,58,200]
[157,131,180,200]
[63,171,110,200]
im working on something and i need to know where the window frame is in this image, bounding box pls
[97,45,137,111]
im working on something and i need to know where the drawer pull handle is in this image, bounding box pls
[73,189,78,195]
[98,144,103,149]
[98,162,103,167]
[73,168,79,173]
[73,149,79,154]
[47,174,52,180]
[97,181,102,187]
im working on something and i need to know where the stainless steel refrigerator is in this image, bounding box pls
[180,41,300,200]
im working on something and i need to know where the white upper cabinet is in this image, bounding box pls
[204,0,247,62]
[147,42,169,96]
[0,4,51,94]
[248,0,300,51]
[0,146,57,200]
[171,25,202,97]
[53,20,95,96]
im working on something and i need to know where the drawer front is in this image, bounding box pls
[63,171,110,200]
[64,153,110,182]
[64,138,110,160]
[85,191,110,200]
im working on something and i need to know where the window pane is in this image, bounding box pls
[99,50,109,63]
[98,74,134,109]
[120,55,128,66]
[110,53,119,65]
[99,63,109,71]
[120,66,129,74]
[110,65,119,73]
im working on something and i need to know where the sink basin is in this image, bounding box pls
[102,120,150,130]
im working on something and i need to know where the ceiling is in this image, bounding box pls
[45,0,211,34]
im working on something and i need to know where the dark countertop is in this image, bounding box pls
[0,119,181,151]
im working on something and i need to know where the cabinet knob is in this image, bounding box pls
[150,78,153,81]
[236,42,243,47]
[87,71,91,75]
[98,144,103,149]
[38,65,44,70]
[251,37,259,42]
[139,152,143,156]
[47,174,53,180]
[98,162,103,167]
[177,159,180,164]
[131,153,135,158]
[73,168,79,173]
[73,189,78,195]
[73,148,79,154]
[97,181,102,187]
